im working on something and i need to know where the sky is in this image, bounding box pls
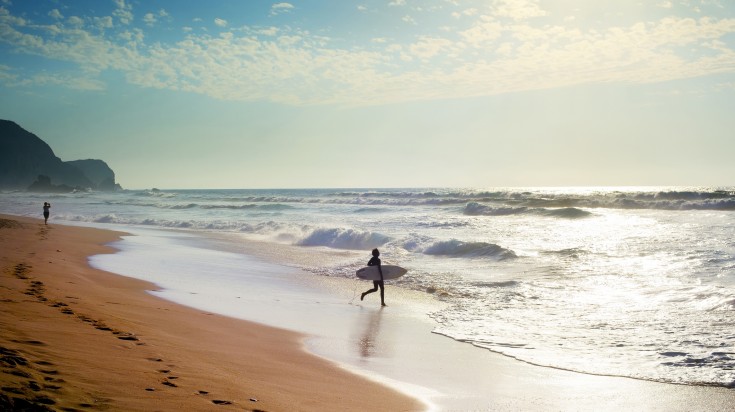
[1,0,734,189]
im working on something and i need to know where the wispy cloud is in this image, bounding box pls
[112,0,133,25]
[271,3,294,16]
[143,13,157,26]
[143,9,169,27]
[48,9,63,20]
[214,18,228,27]
[402,15,417,25]
[493,0,546,21]
[0,2,733,106]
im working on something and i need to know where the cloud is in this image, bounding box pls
[258,27,279,36]
[459,16,503,45]
[0,3,734,107]
[492,0,546,21]
[113,0,133,25]
[409,36,453,60]
[33,73,107,90]
[4,70,107,91]
[67,16,84,27]
[142,10,168,27]
[143,13,157,27]
[94,16,114,30]
[48,9,63,20]
[389,0,406,6]
[0,64,17,83]
[214,18,227,27]
[452,8,478,19]
[271,3,294,16]
[402,15,417,25]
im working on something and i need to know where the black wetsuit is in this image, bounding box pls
[361,255,385,304]
[367,255,383,284]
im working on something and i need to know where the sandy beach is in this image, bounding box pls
[3,214,735,411]
[0,214,421,411]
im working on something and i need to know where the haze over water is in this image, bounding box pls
[3,186,734,387]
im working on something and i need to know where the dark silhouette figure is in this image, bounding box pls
[43,202,50,225]
[361,248,386,306]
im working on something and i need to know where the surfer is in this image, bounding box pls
[360,248,386,306]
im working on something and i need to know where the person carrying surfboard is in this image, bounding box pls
[361,248,386,306]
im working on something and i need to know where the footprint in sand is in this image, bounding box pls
[10,339,46,347]
[13,263,31,279]
[93,323,113,332]
[116,334,139,341]
[0,346,30,366]
[161,380,178,388]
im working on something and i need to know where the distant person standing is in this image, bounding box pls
[43,202,50,225]
[361,248,386,306]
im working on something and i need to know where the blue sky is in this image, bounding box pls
[1,0,733,189]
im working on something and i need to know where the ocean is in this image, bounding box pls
[2,187,734,387]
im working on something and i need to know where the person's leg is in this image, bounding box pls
[361,281,379,301]
[378,281,385,306]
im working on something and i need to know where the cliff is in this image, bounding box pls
[0,120,120,192]
[66,159,119,191]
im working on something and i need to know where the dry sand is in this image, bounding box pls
[0,215,422,411]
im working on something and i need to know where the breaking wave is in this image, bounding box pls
[404,238,517,260]
[296,228,390,250]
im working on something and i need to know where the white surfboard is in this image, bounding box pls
[356,265,407,281]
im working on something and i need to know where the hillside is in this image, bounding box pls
[0,120,120,191]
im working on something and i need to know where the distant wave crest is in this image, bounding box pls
[123,188,735,211]
[464,202,592,219]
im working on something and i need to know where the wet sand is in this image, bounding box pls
[0,215,422,411]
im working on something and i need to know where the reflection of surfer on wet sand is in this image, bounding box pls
[356,248,407,307]
[357,306,386,358]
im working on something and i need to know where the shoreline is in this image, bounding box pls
[0,215,423,411]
